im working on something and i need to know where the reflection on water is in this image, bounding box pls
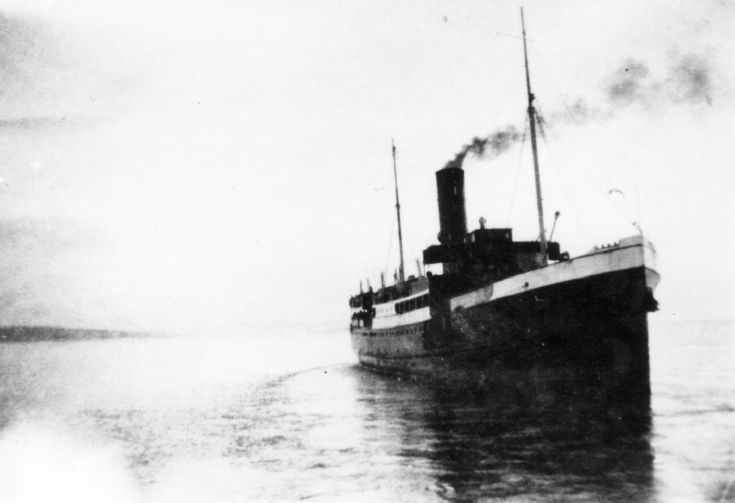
[0,321,732,502]
[258,365,655,502]
[370,375,652,502]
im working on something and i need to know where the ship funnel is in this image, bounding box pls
[436,165,467,244]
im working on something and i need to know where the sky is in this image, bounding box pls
[0,0,732,334]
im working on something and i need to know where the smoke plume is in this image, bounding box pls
[606,54,712,107]
[607,60,651,104]
[667,54,713,105]
[444,125,522,169]
[605,55,713,106]
[444,52,716,170]
[445,51,716,170]
[549,53,715,127]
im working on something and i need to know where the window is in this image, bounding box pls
[395,294,430,315]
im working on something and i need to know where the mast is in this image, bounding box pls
[392,139,406,284]
[521,8,548,263]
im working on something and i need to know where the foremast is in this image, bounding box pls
[521,8,548,264]
[392,139,406,283]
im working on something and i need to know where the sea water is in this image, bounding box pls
[0,320,732,502]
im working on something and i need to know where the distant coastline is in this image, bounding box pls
[0,326,152,342]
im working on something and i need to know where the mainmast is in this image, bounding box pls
[521,8,548,263]
[392,139,406,283]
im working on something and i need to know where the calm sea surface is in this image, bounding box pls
[0,320,732,502]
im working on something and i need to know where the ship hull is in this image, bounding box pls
[351,263,657,394]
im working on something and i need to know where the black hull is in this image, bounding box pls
[351,266,655,396]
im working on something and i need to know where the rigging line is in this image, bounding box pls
[534,125,596,243]
[538,114,636,230]
[539,114,606,193]
[720,475,735,503]
[382,214,396,284]
[505,114,529,226]
[543,117,632,218]
[534,120,601,240]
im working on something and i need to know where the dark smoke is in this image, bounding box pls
[444,52,715,169]
[667,54,713,105]
[445,125,521,169]
[607,60,650,104]
[0,116,73,130]
[550,98,605,125]
[548,53,715,129]
[604,54,714,107]
[0,14,60,98]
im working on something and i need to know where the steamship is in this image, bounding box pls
[348,11,660,391]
